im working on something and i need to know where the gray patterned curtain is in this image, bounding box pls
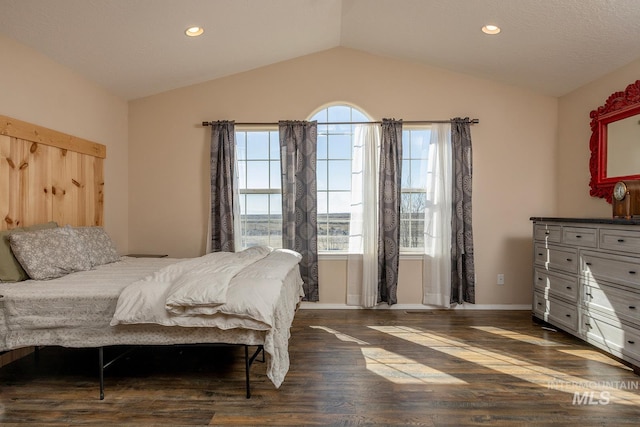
[279,121,319,301]
[378,119,403,305]
[451,118,475,304]
[209,121,237,252]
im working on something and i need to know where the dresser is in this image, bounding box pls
[531,217,640,372]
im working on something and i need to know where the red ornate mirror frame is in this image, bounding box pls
[589,80,640,202]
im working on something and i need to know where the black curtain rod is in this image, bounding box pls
[201,118,479,127]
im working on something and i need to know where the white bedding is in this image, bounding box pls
[0,250,304,388]
[111,246,301,330]
[165,246,272,314]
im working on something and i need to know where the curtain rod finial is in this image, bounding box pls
[202,121,210,127]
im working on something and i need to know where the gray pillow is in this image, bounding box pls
[0,221,58,282]
[73,226,120,267]
[9,226,91,280]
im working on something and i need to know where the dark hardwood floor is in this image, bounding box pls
[1,310,640,426]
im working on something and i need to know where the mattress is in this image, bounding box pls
[0,257,175,332]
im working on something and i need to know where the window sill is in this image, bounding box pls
[318,252,425,261]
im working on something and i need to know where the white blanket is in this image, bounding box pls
[111,247,301,330]
[110,247,304,388]
[165,246,272,314]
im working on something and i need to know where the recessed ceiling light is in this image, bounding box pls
[481,24,501,35]
[185,26,204,37]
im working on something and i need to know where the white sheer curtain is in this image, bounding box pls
[232,162,242,252]
[347,124,380,307]
[423,123,452,307]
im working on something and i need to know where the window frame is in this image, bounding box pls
[399,125,433,253]
[235,127,283,249]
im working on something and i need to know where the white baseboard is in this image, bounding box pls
[299,302,532,311]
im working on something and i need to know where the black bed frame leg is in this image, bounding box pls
[244,345,265,399]
[245,345,251,399]
[98,347,104,400]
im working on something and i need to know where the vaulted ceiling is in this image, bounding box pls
[1,0,639,100]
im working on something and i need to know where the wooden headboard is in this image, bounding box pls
[0,115,106,231]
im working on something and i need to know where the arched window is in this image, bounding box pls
[309,104,432,252]
[309,104,370,251]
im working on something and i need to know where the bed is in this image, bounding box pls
[0,245,304,398]
[0,116,304,398]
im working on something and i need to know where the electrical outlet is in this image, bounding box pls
[497,274,505,285]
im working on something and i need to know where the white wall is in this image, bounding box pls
[129,47,558,306]
[0,34,130,252]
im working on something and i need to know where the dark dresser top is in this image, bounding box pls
[530,217,640,225]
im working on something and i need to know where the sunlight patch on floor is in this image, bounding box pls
[310,326,370,345]
[360,347,467,385]
[368,325,640,406]
[557,349,632,369]
[310,325,465,384]
[470,326,564,346]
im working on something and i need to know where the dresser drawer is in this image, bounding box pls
[533,291,546,318]
[581,250,640,288]
[562,226,597,248]
[600,228,640,254]
[533,291,578,332]
[534,224,561,243]
[534,243,578,274]
[581,311,640,364]
[583,280,640,326]
[534,268,578,303]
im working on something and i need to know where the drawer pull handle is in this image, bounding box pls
[537,302,542,306]
[538,253,543,256]
[545,231,550,235]
[585,323,592,327]
[575,235,582,238]
[585,262,592,266]
[629,271,637,275]
[565,314,571,318]
[628,340,635,345]
[566,258,572,262]
[586,293,593,298]
[630,306,636,310]
[566,286,572,290]
[618,239,625,243]
[538,277,543,281]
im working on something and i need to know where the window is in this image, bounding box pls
[400,127,432,251]
[235,107,433,254]
[235,130,282,248]
[310,105,369,251]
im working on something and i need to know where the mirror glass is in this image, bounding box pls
[607,115,640,177]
